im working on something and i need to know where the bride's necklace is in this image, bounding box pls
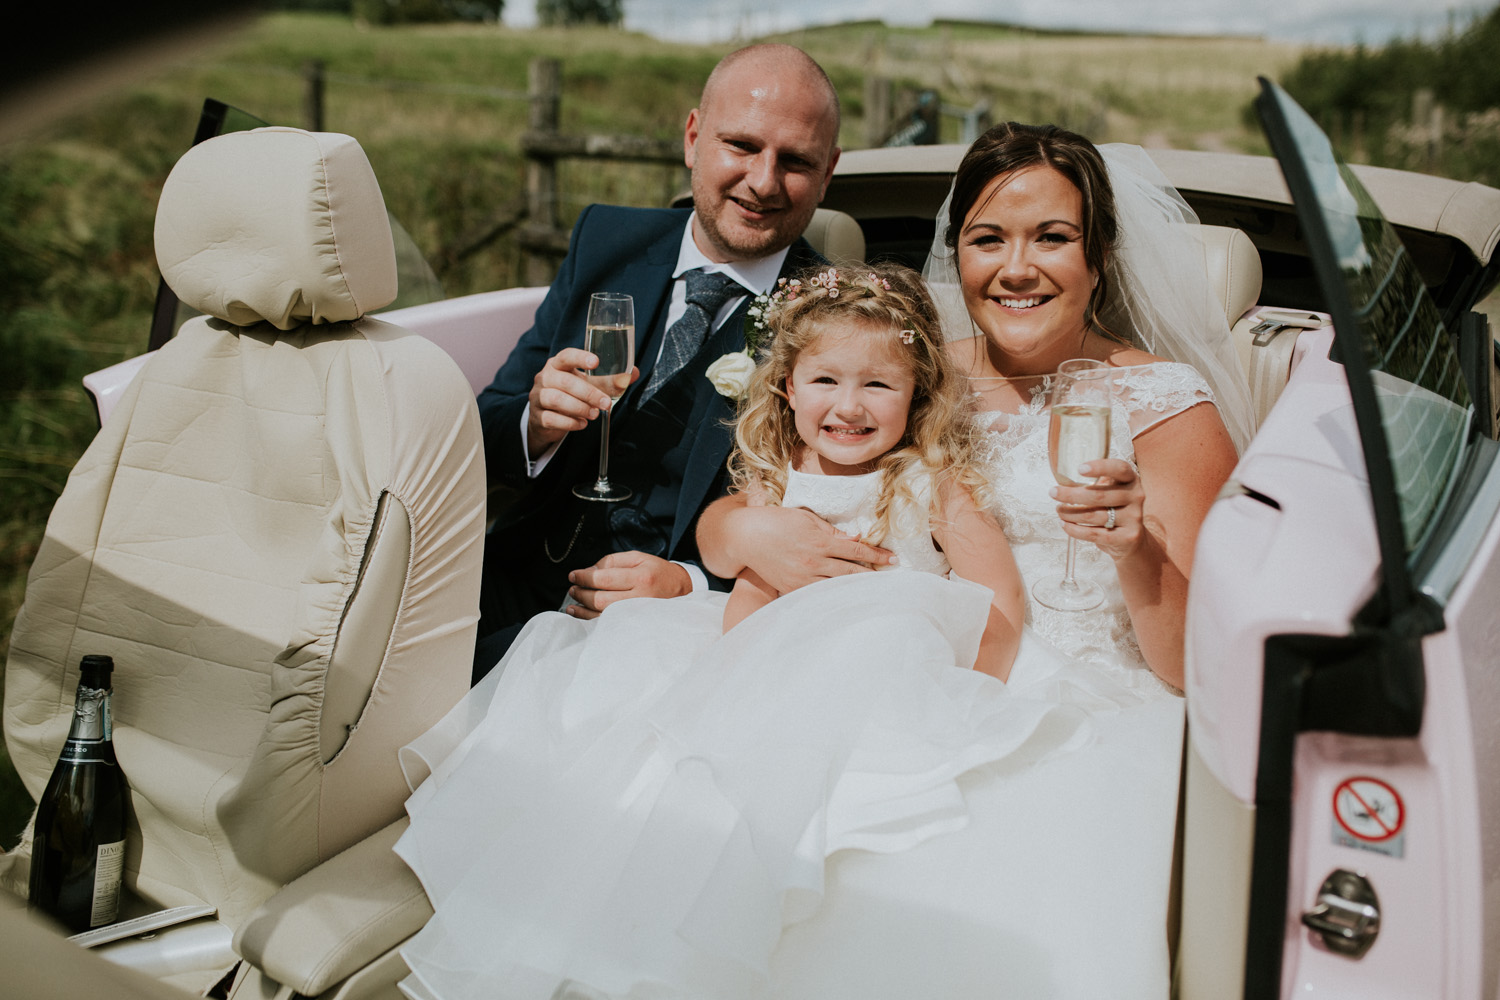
[964,372,1048,383]
[964,330,1104,387]
[966,371,1051,407]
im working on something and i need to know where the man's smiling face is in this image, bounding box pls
[684,52,840,263]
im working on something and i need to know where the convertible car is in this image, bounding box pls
[2,79,1498,1000]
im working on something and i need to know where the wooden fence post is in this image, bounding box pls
[1413,88,1443,171]
[303,60,325,133]
[525,57,562,286]
[865,76,892,148]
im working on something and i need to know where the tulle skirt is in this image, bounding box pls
[394,571,1179,1000]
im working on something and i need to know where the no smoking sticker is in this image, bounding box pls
[1332,776,1405,858]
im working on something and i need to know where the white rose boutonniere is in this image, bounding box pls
[708,278,801,402]
[707,349,757,400]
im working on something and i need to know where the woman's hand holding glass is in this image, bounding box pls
[1033,358,1115,611]
[1042,359,1151,583]
[1051,456,1147,561]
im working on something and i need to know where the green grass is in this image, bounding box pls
[0,11,1318,848]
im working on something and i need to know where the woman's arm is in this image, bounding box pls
[696,493,896,590]
[1052,400,1237,688]
[931,480,1026,682]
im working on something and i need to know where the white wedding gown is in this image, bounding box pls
[394,365,1204,1000]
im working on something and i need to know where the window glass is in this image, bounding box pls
[1276,88,1475,560]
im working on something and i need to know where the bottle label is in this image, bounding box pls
[89,840,126,927]
[58,738,110,764]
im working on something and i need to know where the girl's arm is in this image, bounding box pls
[931,479,1026,682]
[1053,400,1236,689]
[723,568,778,632]
[715,484,784,632]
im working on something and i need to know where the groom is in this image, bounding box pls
[472,44,842,678]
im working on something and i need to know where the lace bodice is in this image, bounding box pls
[976,362,1212,684]
[782,467,951,577]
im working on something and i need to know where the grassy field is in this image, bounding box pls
[0,13,1314,845]
[797,22,1307,152]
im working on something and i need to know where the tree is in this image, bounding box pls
[349,0,504,24]
[536,0,623,27]
[1271,4,1500,184]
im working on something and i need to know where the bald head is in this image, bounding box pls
[684,45,842,262]
[701,44,841,135]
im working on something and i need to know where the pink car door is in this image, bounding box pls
[1182,80,1500,1000]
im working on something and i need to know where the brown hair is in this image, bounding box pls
[729,262,987,544]
[944,122,1120,338]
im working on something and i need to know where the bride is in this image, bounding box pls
[394,123,1251,1000]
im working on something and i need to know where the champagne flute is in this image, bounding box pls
[1032,358,1114,612]
[572,292,635,503]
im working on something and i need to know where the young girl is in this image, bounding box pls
[722,264,1025,680]
[391,266,1078,1000]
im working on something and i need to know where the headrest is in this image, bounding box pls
[803,208,866,265]
[154,127,398,330]
[1198,225,1262,326]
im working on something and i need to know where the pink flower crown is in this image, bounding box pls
[744,268,921,350]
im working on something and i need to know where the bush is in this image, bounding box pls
[1274,4,1500,183]
[352,0,504,26]
[536,0,622,28]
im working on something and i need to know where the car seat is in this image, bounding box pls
[1199,224,1314,427]
[803,207,867,266]
[1,126,486,993]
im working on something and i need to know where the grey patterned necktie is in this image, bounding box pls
[642,268,743,400]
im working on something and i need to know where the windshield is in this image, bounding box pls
[1269,85,1477,566]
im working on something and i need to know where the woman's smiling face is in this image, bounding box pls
[956,165,1097,375]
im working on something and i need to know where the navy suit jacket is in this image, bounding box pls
[477,204,824,583]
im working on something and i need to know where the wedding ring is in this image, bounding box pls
[1104,507,1117,531]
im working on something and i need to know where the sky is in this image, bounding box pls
[506,0,1490,45]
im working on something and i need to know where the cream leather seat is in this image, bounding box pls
[1198,224,1303,427]
[1200,225,1261,331]
[1,127,485,993]
[803,207,866,265]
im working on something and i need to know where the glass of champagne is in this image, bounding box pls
[572,292,635,502]
[1032,358,1114,612]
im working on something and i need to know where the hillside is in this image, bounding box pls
[783,19,1306,153]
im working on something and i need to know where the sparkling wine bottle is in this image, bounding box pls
[28,654,128,933]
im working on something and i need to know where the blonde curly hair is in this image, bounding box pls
[729,262,988,546]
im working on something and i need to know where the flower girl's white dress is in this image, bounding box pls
[393,364,1205,1000]
[767,363,1203,999]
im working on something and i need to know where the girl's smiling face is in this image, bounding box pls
[786,321,915,476]
[957,165,1098,375]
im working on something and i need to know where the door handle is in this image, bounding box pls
[1300,869,1380,958]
